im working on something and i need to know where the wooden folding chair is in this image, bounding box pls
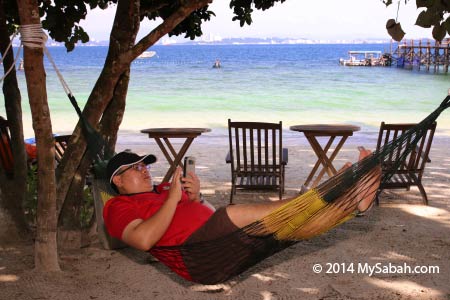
[54,135,71,164]
[376,121,436,205]
[226,119,288,204]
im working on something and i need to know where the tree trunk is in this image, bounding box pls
[0,0,29,242]
[55,0,212,234]
[57,149,91,249]
[56,0,141,216]
[16,0,60,271]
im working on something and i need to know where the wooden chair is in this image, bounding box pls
[376,121,436,205]
[1,115,71,173]
[226,119,288,204]
[0,116,14,178]
[54,135,71,164]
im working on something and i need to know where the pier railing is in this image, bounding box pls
[393,38,450,73]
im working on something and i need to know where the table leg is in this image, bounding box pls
[314,135,349,186]
[304,135,336,187]
[163,137,184,169]
[159,137,195,183]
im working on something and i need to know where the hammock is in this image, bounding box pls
[147,96,449,284]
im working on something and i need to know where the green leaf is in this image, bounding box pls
[445,17,450,34]
[415,10,434,28]
[416,0,432,8]
[382,0,393,7]
[432,23,446,41]
[386,19,406,41]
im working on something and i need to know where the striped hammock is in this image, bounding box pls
[146,96,449,284]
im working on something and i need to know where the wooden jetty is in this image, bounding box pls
[394,38,450,73]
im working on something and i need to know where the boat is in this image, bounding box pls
[339,51,386,66]
[138,51,156,59]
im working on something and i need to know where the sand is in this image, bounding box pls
[1,132,449,300]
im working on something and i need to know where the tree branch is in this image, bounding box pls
[129,0,212,61]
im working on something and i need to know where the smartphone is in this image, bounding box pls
[183,156,196,177]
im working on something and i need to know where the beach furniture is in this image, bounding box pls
[0,116,14,177]
[290,124,360,190]
[0,118,78,177]
[140,127,211,183]
[375,122,436,205]
[54,135,71,164]
[226,119,288,203]
[81,97,448,285]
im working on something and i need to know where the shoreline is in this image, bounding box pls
[117,127,450,149]
[20,109,450,140]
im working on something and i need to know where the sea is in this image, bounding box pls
[2,43,450,146]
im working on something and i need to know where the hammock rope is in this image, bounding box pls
[0,30,22,83]
[15,24,111,167]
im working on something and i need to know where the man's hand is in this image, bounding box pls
[182,171,201,202]
[168,167,182,203]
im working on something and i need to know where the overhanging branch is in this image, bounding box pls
[129,0,212,61]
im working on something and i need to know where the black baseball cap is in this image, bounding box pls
[107,151,157,192]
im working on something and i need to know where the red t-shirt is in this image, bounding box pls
[103,183,214,247]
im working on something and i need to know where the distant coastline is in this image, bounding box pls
[12,36,395,47]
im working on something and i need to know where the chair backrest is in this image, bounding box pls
[0,116,14,177]
[54,135,71,164]
[376,122,436,177]
[228,119,283,176]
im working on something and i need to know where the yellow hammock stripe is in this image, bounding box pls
[272,189,327,240]
[254,169,379,241]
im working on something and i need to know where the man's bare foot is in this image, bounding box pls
[357,146,372,161]
[355,147,380,212]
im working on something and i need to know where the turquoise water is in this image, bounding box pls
[2,44,449,140]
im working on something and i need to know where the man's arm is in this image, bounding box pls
[121,168,183,251]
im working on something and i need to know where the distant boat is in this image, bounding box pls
[138,51,156,59]
[339,51,387,66]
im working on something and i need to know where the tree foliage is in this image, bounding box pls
[382,0,450,41]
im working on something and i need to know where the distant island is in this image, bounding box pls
[12,36,393,47]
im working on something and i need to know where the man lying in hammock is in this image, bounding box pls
[103,148,378,253]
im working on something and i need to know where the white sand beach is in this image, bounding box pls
[1,129,449,300]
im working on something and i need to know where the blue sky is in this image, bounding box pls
[80,0,436,41]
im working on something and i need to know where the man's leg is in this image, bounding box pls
[225,198,293,229]
[226,147,380,229]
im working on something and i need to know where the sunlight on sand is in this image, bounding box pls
[251,273,275,282]
[0,274,19,282]
[189,283,232,293]
[379,251,415,262]
[260,290,276,300]
[293,287,320,295]
[398,205,450,222]
[366,278,443,298]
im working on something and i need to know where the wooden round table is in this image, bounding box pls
[140,128,211,182]
[290,124,361,188]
